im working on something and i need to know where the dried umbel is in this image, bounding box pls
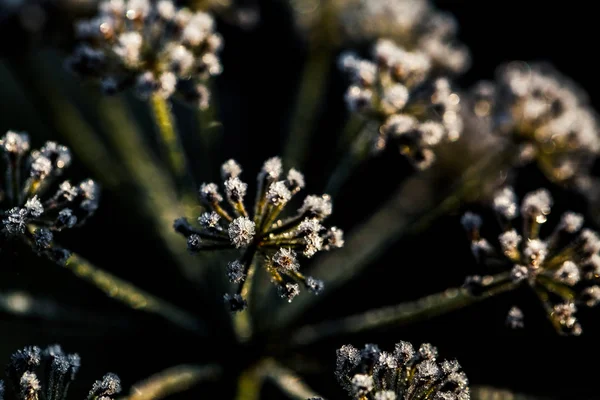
[0,344,120,400]
[66,0,223,109]
[0,131,100,264]
[471,62,600,184]
[462,187,600,335]
[340,39,462,169]
[335,341,469,400]
[292,0,470,74]
[174,157,343,311]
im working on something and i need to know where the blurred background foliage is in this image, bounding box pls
[0,0,598,399]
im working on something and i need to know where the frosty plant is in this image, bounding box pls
[0,131,99,263]
[174,157,344,313]
[0,344,120,400]
[462,187,600,335]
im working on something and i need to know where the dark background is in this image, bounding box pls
[0,1,598,399]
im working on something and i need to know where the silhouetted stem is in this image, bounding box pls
[288,273,515,347]
[149,94,188,186]
[125,364,221,400]
[63,252,206,335]
[233,256,258,342]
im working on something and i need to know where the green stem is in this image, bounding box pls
[124,364,221,400]
[233,259,258,343]
[262,359,325,400]
[324,123,372,197]
[149,93,188,187]
[287,273,515,347]
[63,252,206,335]
[282,41,333,169]
[3,53,124,190]
[471,386,549,400]
[234,360,267,400]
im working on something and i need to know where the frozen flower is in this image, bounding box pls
[0,344,120,400]
[472,62,600,184]
[335,341,469,400]
[339,40,462,169]
[462,187,600,335]
[174,157,343,311]
[0,131,100,264]
[66,0,222,109]
[292,0,469,74]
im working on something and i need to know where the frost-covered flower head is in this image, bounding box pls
[292,0,470,74]
[462,187,600,335]
[471,62,600,184]
[0,131,100,264]
[66,0,223,109]
[0,344,120,400]
[174,157,344,311]
[339,40,462,169]
[335,341,469,400]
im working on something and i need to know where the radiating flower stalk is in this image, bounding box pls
[327,39,463,196]
[471,62,600,186]
[0,131,99,263]
[66,0,224,187]
[334,341,469,400]
[174,157,343,337]
[462,187,600,335]
[0,344,121,400]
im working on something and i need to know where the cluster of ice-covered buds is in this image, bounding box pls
[66,0,223,109]
[339,39,463,169]
[0,344,120,400]
[174,157,344,311]
[0,131,99,264]
[461,187,600,335]
[335,341,469,400]
[471,62,600,184]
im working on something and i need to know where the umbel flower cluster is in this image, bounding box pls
[339,39,462,170]
[0,344,120,400]
[334,341,469,400]
[174,157,344,311]
[462,187,600,335]
[66,0,222,109]
[471,62,600,184]
[0,131,99,263]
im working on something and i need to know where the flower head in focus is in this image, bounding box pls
[0,344,120,400]
[471,62,600,184]
[66,0,223,109]
[335,341,469,400]
[0,131,100,264]
[462,187,600,335]
[339,39,462,169]
[174,157,343,311]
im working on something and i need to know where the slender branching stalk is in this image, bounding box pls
[63,252,207,335]
[233,259,258,342]
[4,53,124,189]
[282,3,336,169]
[262,359,325,400]
[471,386,549,400]
[287,272,515,347]
[124,364,221,400]
[149,94,189,189]
[235,360,268,400]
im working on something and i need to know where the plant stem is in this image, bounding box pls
[234,360,266,400]
[63,252,207,335]
[233,259,258,343]
[471,386,549,400]
[262,359,325,400]
[287,273,515,347]
[324,122,372,197]
[124,364,221,400]
[149,93,188,188]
